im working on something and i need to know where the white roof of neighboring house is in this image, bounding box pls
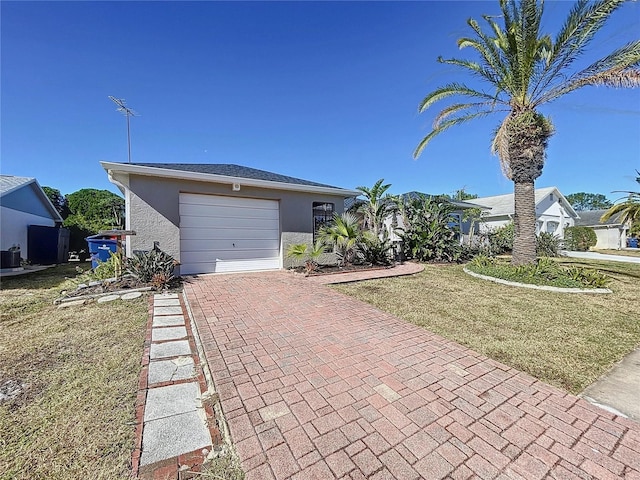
[0,175,34,197]
[0,174,63,222]
[468,187,579,219]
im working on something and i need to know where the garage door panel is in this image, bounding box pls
[180,203,280,220]
[180,227,279,241]
[181,249,281,263]
[180,215,280,230]
[181,238,280,252]
[179,193,280,274]
[180,193,278,210]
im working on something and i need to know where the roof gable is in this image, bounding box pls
[0,175,63,222]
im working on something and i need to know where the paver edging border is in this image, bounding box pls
[463,267,612,294]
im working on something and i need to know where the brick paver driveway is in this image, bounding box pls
[185,271,640,479]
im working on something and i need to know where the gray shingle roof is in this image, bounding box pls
[574,209,625,227]
[0,175,34,197]
[130,163,337,189]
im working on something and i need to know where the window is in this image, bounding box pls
[546,221,559,234]
[313,202,334,241]
[536,221,543,234]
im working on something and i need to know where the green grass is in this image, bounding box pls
[334,258,640,394]
[0,264,148,480]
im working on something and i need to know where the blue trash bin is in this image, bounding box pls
[629,237,639,249]
[86,235,118,269]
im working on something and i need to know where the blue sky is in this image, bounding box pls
[2,1,639,201]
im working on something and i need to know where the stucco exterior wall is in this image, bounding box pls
[1,206,56,259]
[126,175,346,270]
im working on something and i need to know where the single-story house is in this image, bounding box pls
[0,175,64,263]
[467,186,579,238]
[574,209,630,250]
[101,162,360,275]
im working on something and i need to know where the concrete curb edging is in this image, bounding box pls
[463,267,612,294]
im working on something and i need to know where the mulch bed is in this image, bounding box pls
[291,264,394,276]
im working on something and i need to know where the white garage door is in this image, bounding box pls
[179,193,281,274]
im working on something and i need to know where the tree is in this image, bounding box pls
[566,192,613,211]
[354,179,395,237]
[318,212,362,266]
[452,188,478,201]
[65,189,124,232]
[414,0,640,265]
[42,186,69,218]
[601,171,640,229]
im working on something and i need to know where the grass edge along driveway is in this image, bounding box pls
[0,264,148,480]
[334,258,640,394]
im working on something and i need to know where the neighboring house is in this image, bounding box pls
[467,187,579,238]
[574,209,630,250]
[101,162,359,275]
[0,175,64,262]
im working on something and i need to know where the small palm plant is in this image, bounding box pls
[319,212,362,267]
[286,241,326,275]
[601,171,640,231]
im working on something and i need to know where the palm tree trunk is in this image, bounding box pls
[511,180,537,265]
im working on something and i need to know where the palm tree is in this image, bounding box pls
[319,212,361,266]
[601,171,640,227]
[414,0,640,265]
[355,179,395,237]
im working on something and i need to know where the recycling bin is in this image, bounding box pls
[86,235,118,269]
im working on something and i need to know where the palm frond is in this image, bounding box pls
[439,57,504,87]
[418,83,501,113]
[433,101,500,129]
[531,0,626,100]
[538,40,640,102]
[600,199,640,224]
[414,110,492,159]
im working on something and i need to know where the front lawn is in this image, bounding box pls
[0,264,148,480]
[594,248,640,258]
[334,258,640,394]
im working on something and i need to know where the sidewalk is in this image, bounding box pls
[134,293,221,479]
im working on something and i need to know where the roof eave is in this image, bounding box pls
[100,161,360,197]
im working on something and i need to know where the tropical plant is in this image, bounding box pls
[601,170,640,228]
[318,212,362,266]
[354,179,396,237]
[286,241,326,275]
[397,195,462,262]
[357,231,394,266]
[414,0,640,265]
[564,226,597,251]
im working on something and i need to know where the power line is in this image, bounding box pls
[109,96,139,164]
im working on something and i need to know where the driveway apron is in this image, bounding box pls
[184,271,640,480]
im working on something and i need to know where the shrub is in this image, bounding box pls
[126,248,177,288]
[536,232,562,257]
[318,213,362,266]
[487,223,514,255]
[93,251,123,280]
[564,226,597,251]
[397,195,462,262]
[357,231,393,266]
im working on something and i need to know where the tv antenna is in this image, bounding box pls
[109,96,139,164]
